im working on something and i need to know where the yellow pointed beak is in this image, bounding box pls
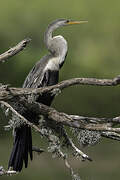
[66,20,88,25]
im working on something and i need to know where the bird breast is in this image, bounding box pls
[44,57,61,71]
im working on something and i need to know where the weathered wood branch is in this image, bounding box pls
[0,75,120,101]
[0,101,45,135]
[0,38,31,62]
[1,98,120,145]
[1,82,120,134]
[21,100,120,133]
[1,97,118,135]
[18,100,120,141]
[0,101,92,161]
[1,74,120,141]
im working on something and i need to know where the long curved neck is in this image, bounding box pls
[44,22,59,50]
[44,22,68,68]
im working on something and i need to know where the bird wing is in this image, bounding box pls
[22,54,52,88]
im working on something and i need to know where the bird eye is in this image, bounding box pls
[66,20,70,23]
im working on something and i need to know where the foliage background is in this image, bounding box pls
[0,0,120,179]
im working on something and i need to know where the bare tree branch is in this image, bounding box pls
[0,101,44,136]
[20,100,120,133]
[0,75,120,101]
[2,99,120,139]
[102,132,120,141]
[1,76,120,177]
[0,38,31,62]
[0,100,92,162]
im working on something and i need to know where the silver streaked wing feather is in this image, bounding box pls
[22,54,52,88]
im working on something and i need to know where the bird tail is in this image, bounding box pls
[8,125,33,172]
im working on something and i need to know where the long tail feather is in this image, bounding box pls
[8,125,32,172]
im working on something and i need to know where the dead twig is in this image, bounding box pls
[0,38,31,62]
[32,146,44,154]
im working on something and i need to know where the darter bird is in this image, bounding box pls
[8,18,87,172]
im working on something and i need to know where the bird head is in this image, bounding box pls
[49,19,88,29]
[44,18,88,56]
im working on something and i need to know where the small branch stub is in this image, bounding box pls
[0,166,17,176]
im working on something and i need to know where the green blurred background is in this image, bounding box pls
[0,0,120,179]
